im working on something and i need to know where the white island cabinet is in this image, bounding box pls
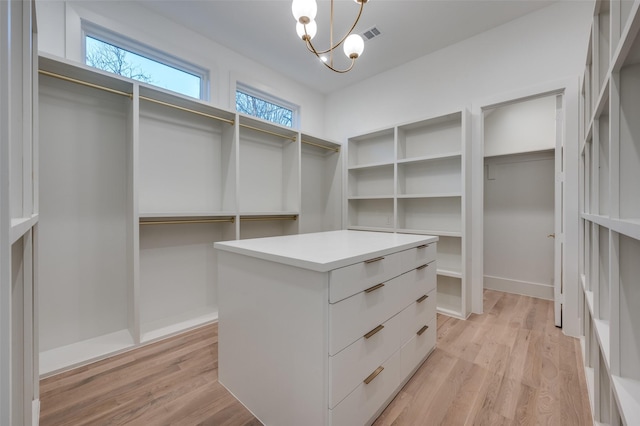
[215,230,438,426]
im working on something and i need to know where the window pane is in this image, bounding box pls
[236,90,293,128]
[85,36,201,99]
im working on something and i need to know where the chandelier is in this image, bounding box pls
[292,0,368,73]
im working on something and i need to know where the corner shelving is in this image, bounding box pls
[579,2,640,424]
[346,110,470,319]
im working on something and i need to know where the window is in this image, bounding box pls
[236,83,298,128]
[82,22,208,100]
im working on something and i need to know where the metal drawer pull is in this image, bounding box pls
[363,366,384,384]
[417,325,429,336]
[364,324,384,339]
[416,294,428,303]
[417,244,428,249]
[364,256,385,264]
[364,283,385,293]
[416,264,428,270]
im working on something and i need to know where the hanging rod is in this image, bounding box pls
[240,123,297,142]
[140,217,235,225]
[140,96,235,125]
[39,69,133,98]
[302,139,340,152]
[240,215,298,222]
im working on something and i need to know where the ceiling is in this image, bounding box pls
[140,0,556,94]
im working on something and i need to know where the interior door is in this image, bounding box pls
[554,94,565,327]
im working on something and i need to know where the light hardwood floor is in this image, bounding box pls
[40,290,592,425]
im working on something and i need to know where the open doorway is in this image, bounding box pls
[482,94,563,326]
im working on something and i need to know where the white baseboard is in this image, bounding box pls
[32,398,40,426]
[484,275,554,300]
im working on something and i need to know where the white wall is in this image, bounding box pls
[484,95,557,157]
[324,2,593,141]
[35,0,327,137]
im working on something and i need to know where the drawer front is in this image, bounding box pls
[329,251,402,303]
[400,288,436,345]
[329,273,411,355]
[399,241,437,271]
[400,316,437,379]
[329,311,402,409]
[403,260,437,302]
[329,349,401,426]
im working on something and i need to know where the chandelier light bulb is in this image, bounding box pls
[343,34,364,59]
[292,0,317,24]
[296,20,317,40]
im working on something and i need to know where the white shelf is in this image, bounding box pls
[139,211,237,219]
[397,193,462,199]
[436,306,464,319]
[612,375,640,426]
[40,329,134,377]
[347,161,394,170]
[397,152,462,164]
[347,195,394,200]
[239,211,299,217]
[437,268,462,279]
[10,214,38,244]
[396,228,462,238]
[593,318,610,369]
[141,308,218,343]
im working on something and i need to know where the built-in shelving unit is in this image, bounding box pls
[579,2,640,424]
[37,54,342,376]
[2,1,39,424]
[346,110,471,318]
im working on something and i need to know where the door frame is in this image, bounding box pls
[470,77,581,337]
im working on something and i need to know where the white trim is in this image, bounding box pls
[484,275,555,300]
[31,399,39,426]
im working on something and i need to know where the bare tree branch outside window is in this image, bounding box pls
[86,37,152,83]
[236,90,293,128]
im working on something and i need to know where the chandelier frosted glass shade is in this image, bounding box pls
[292,0,317,24]
[343,34,364,59]
[292,0,368,73]
[296,20,317,40]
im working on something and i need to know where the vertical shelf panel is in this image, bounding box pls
[138,93,236,215]
[348,165,394,197]
[397,197,462,235]
[238,120,299,214]
[618,234,640,381]
[139,222,228,342]
[397,157,461,196]
[598,105,610,216]
[619,62,640,222]
[348,129,394,167]
[347,199,394,231]
[300,138,342,234]
[38,73,134,374]
[598,226,611,321]
[598,2,612,92]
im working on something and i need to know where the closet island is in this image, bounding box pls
[215,230,438,426]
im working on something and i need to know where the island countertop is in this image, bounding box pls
[214,230,437,272]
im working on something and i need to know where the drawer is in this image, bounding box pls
[329,273,411,355]
[329,251,403,303]
[400,288,436,345]
[400,316,437,379]
[329,311,402,409]
[399,241,437,271]
[329,349,401,426]
[403,261,436,302]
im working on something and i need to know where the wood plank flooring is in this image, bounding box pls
[39,290,592,425]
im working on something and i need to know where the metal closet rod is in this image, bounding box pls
[139,96,235,125]
[39,70,339,152]
[140,217,235,225]
[39,69,133,98]
[240,215,298,222]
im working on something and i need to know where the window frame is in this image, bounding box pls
[235,82,299,129]
[81,20,210,101]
